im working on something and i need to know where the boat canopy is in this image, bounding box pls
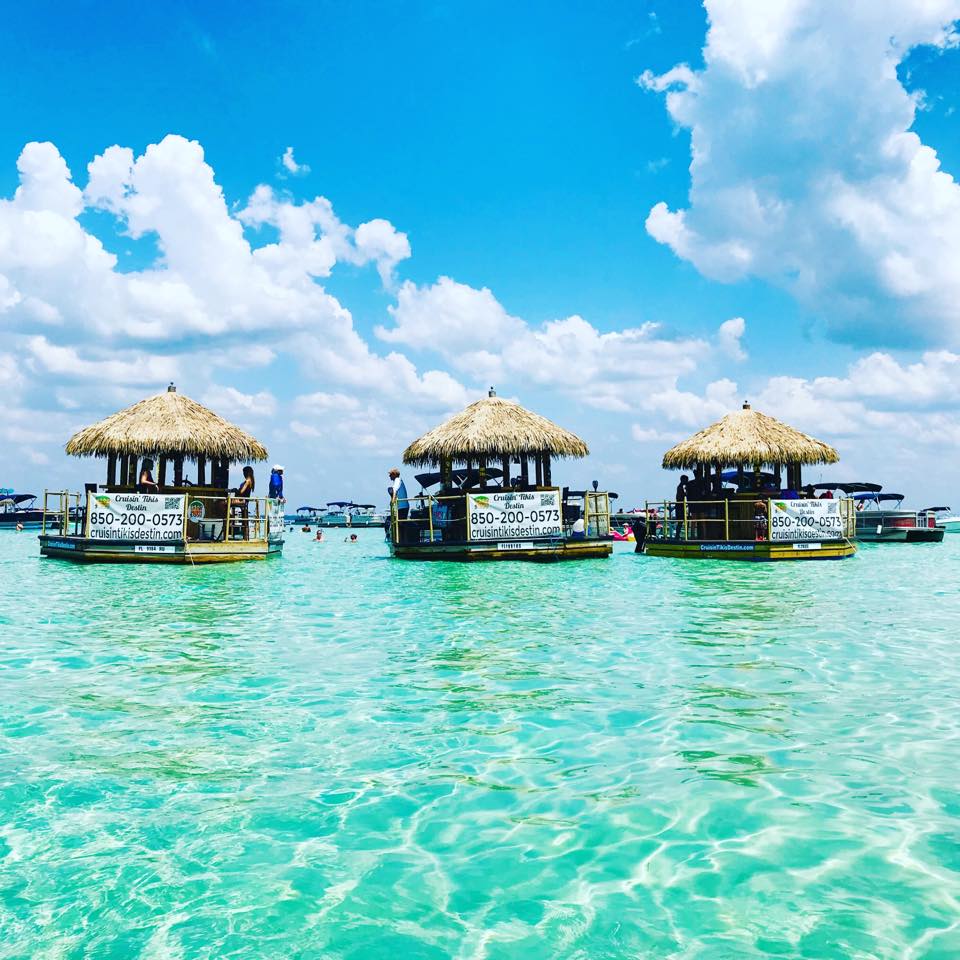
[326,501,356,508]
[721,469,777,484]
[853,492,904,502]
[813,482,883,494]
[296,506,322,513]
[414,467,504,489]
[922,506,951,512]
[0,493,37,505]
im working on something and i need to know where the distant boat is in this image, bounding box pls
[852,492,945,543]
[813,484,946,543]
[0,492,45,528]
[939,516,960,534]
[320,502,386,527]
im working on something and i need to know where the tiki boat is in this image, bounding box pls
[389,389,612,561]
[640,402,856,561]
[39,384,284,564]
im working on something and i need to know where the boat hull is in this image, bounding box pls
[390,539,611,562]
[0,509,46,528]
[644,539,856,561]
[38,535,284,563]
[856,527,944,543]
[855,510,944,543]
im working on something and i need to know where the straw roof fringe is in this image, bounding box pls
[661,402,839,469]
[403,391,589,465]
[65,385,268,461]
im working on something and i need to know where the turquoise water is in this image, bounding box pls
[2,529,960,959]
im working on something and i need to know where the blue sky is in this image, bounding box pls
[2,1,960,507]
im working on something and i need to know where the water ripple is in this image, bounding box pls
[1,532,960,957]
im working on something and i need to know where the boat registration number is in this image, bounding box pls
[497,541,533,551]
[135,545,176,554]
[791,543,822,551]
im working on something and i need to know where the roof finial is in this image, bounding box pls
[742,400,751,410]
[168,382,177,393]
[488,386,497,397]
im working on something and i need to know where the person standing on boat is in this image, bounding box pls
[233,466,255,540]
[139,459,159,493]
[674,474,689,539]
[269,464,284,501]
[388,467,409,541]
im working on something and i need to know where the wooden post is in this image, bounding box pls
[441,456,452,488]
[174,456,184,487]
[478,456,487,489]
[106,454,116,487]
[501,456,510,489]
[197,455,206,487]
[543,454,552,487]
[520,455,529,488]
[158,456,167,488]
[535,455,543,488]
[127,456,138,486]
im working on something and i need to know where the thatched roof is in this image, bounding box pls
[403,389,589,465]
[662,402,839,469]
[65,384,268,461]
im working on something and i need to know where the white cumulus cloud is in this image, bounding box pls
[280,146,310,176]
[640,0,960,346]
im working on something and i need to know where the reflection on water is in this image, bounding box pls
[2,532,960,957]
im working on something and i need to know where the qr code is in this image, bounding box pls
[540,494,554,506]
[164,497,180,510]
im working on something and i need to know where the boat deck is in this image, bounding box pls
[39,536,283,563]
[390,538,611,562]
[645,539,855,561]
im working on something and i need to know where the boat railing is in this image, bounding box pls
[857,506,941,530]
[183,494,283,543]
[41,491,84,536]
[390,489,611,545]
[390,494,465,545]
[643,497,856,543]
[41,491,284,544]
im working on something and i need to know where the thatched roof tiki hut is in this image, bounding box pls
[392,389,611,562]
[661,401,838,491]
[403,387,589,488]
[642,401,853,561]
[40,383,282,565]
[66,383,268,490]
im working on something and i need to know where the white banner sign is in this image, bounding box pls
[268,499,285,540]
[769,498,844,541]
[87,492,184,542]
[468,489,562,541]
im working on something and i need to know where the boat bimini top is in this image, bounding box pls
[0,493,38,507]
[812,482,883,494]
[414,468,504,490]
[852,492,905,506]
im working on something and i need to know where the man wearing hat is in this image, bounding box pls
[269,464,285,501]
[388,467,409,541]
